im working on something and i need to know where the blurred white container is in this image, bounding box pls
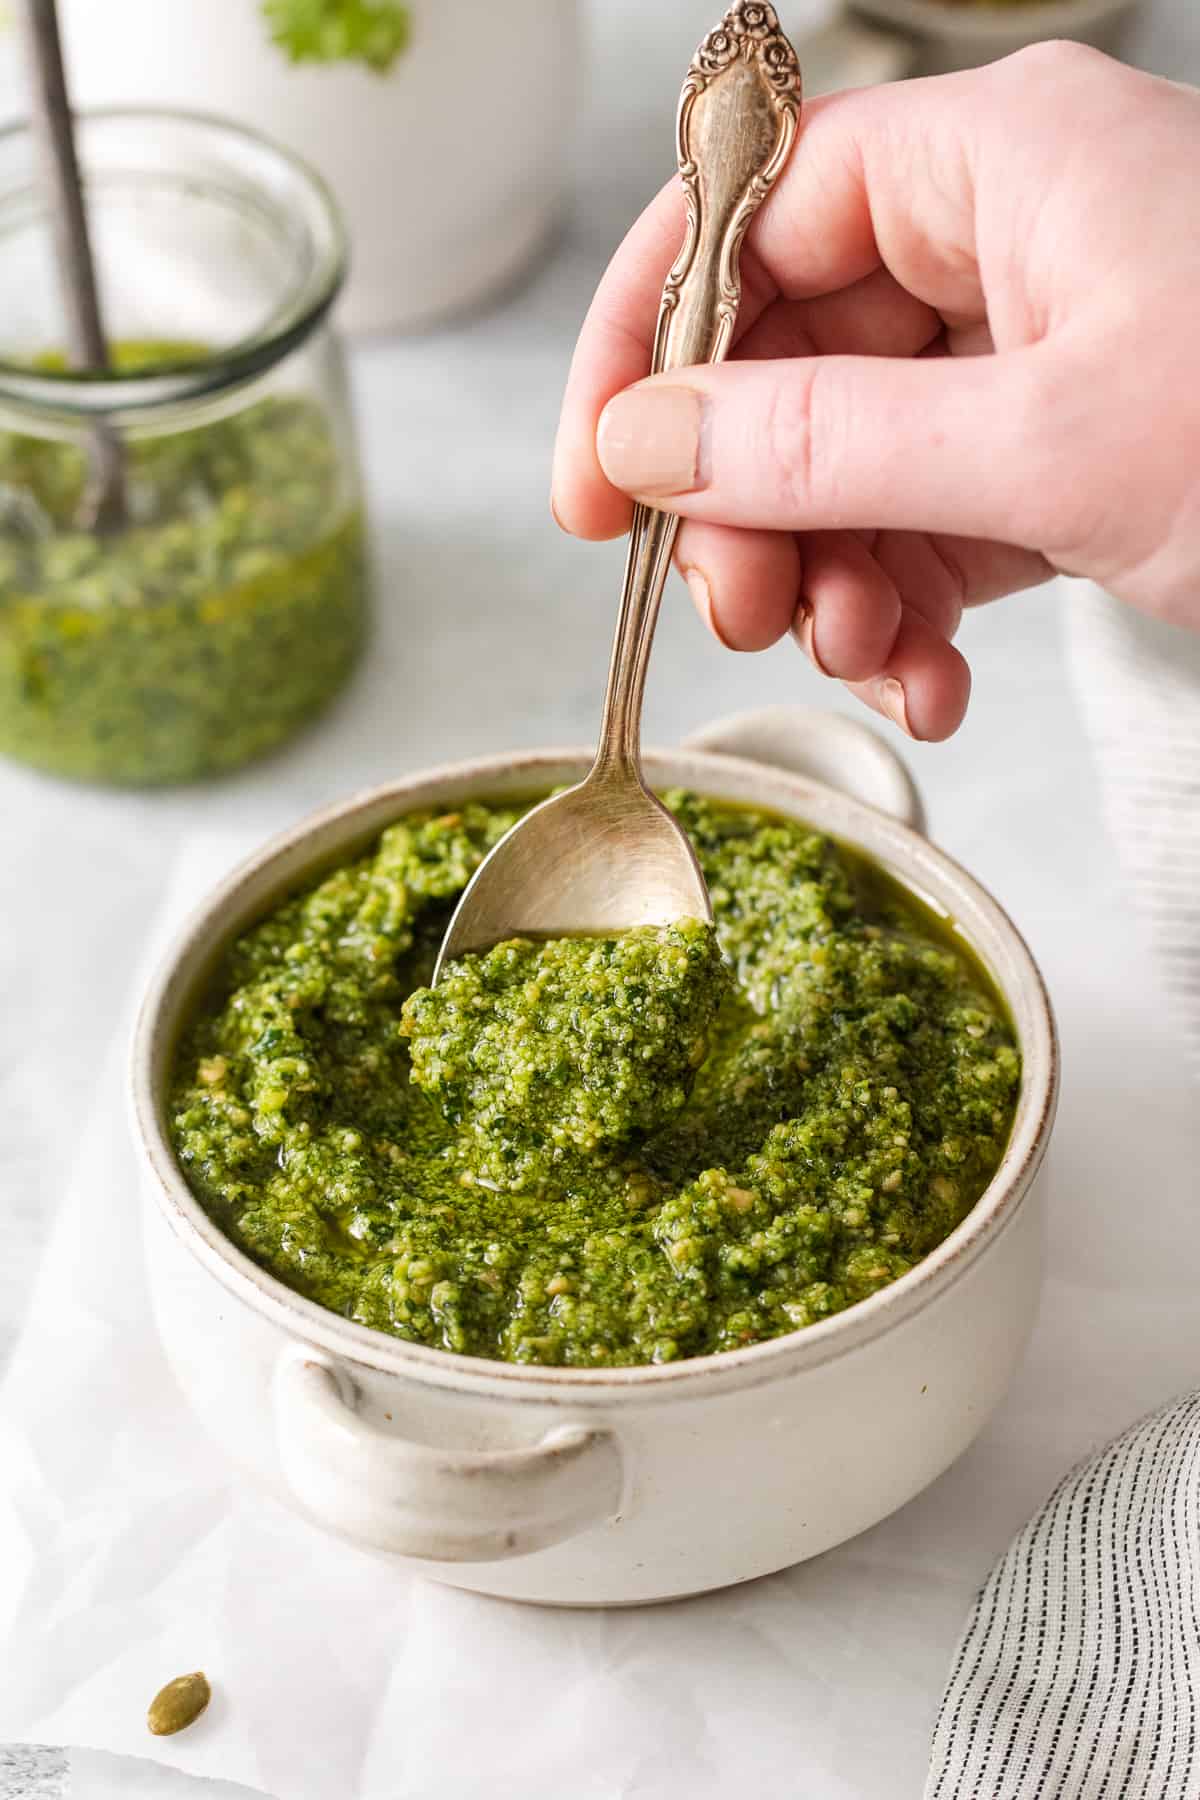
[51,0,580,335]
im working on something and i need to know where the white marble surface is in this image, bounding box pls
[1,4,1198,1796]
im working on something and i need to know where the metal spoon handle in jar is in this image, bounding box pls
[591,4,801,782]
[16,0,126,532]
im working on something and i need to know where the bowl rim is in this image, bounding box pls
[130,742,1059,1402]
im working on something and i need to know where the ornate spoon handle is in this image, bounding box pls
[593,2,801,780]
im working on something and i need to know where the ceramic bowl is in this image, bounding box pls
[130,706,1057,1606]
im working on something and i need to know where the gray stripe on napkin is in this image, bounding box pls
[925,1391,1200,1798]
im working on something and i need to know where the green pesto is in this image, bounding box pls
[402,918,730,1190]
[169,794,1021,1367]
[0,346,366,785]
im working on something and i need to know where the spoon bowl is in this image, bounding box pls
[433,765,711,969]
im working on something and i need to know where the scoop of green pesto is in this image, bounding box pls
[169,793,1021,1367]
[401,919,730,1188]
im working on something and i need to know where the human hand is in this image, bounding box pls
[552,44,1200,739]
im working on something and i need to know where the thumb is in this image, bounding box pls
[594,350,1065,550]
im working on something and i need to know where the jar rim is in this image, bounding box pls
[0,106,347,418]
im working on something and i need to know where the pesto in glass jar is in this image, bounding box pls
[0,113,365,785]
[0,376,364,783]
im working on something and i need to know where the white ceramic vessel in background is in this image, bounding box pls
[46,0,579,334]
[130,707,1058,1607]
[812,0,1144,79]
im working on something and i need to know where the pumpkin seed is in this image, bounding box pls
[147,1671,211,1736]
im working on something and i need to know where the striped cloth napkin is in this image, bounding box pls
[926,1390,1200,1798]
[925,586,1200,1798]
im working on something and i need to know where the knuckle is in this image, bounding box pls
[1004,37,1114,89]
[756,364,828,521]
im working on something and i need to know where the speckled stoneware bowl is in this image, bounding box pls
[130,706,1058,1607]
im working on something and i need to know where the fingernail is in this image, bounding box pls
[791,598,830,677]
[597,385,707,497]
[878,676,913,736]
[684,566,731,649]
[549,489,565,531]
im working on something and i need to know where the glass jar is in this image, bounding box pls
[0,110,368,785]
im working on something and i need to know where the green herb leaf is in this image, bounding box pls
[261,0,411,73]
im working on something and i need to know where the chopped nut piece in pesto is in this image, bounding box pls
[169,794,1021,1367]
[402,919,730,1188]
[0,346,366,785]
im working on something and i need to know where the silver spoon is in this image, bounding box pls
[435,4,802,977]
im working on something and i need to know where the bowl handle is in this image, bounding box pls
[684,704,927,835]
[274,1353,624,1563]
